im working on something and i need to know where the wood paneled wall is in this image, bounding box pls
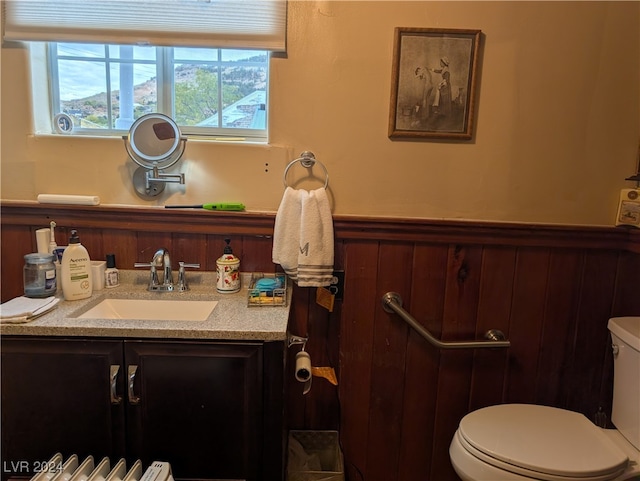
[2,203,639,481]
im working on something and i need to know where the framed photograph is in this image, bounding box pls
[388,27,482,140]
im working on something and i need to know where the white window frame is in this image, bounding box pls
[47,43,270,142]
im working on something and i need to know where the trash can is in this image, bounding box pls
[287,430,345,481]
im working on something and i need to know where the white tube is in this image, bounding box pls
[35,228,51,254]
[37,194,100,206]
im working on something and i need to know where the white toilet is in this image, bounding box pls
[450,316,640,481]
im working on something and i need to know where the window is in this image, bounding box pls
[4,0,286,141]
[49,43,269,140]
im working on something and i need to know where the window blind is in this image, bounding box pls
[2,0,287,51]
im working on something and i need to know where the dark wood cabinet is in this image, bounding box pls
[124,340,262,480]
[1,337,285,481]
[1,338,125,469]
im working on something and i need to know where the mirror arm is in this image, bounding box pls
[146,166,185,187]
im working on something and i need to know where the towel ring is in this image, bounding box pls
[283,151,329,189]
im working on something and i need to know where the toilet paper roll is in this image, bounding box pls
[295,351,312,382]
[35,228,51,254]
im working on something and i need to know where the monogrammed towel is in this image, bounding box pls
[273,187,303,280]
[273,187,334,287]
[297,188,334,286]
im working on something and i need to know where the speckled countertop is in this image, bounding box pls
[1,271,291,341]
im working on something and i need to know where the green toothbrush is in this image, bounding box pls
[164,203,245,211]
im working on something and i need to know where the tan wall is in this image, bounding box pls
[2,1,639,225]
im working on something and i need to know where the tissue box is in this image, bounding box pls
[247,273,287,307]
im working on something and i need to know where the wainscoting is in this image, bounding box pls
[2,202,639,481]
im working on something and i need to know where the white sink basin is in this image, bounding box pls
[77,299,218,321]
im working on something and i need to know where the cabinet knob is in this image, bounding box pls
[110,365,122,405]
[128,365,140,404]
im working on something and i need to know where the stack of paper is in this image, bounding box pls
[0,296,60,324]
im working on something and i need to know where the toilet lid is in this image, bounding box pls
[458,404,628,480]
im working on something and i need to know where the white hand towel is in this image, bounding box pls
[273,187,303,281]
[272,187,334,287]
[1,296,60,324]
[297,188,334,287]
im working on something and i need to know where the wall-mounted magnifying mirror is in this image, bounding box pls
[123,113,187,198]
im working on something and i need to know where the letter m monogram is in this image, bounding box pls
[299,242,309,256]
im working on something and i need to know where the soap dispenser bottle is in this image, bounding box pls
[216,238,240,293]
[104,253,120,288]
[61,229,93,300]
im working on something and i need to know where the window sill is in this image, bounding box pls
[31,131,269,145]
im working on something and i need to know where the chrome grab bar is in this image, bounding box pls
[381,292,511,350]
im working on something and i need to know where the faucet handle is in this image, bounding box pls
[177,262,200,291]
[134,262,160,287]
[180,262,201,269]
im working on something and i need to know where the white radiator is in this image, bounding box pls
[30,454,173,481]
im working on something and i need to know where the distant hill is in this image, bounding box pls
[61,60,267,122]
[62,77,156,120]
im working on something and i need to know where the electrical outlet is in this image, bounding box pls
[329,270,345,300]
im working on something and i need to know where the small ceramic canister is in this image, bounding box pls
[216,238,240,293]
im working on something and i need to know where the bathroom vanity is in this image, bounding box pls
[1,272,290,481]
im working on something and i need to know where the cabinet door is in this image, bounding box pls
[1,338,126,479]
[124,341,262,481]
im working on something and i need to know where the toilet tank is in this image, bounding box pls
[608,316,640,451]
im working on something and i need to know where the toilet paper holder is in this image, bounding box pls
[288,333,308,350]
[288,333,312,389]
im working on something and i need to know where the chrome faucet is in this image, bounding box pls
[153,248,173,288]
[135,248,199,291]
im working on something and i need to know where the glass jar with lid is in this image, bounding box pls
[23,253,56,298]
